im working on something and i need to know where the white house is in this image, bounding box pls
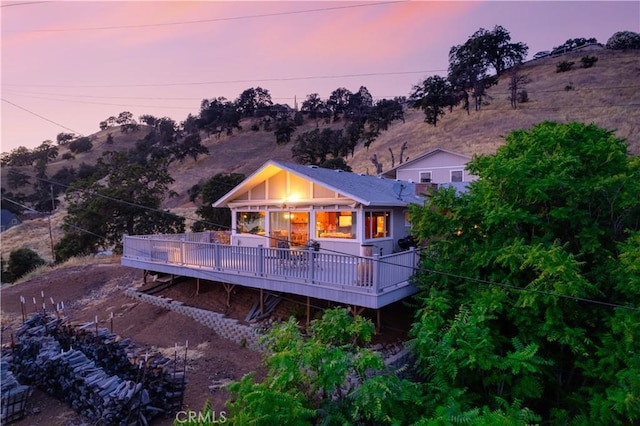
[121,161,425,316]
[213,160,425,255]
[381,148,477,192]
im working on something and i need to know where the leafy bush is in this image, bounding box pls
[581,55,598,68]
[5,248,46,282]
[606,31,640,50]
[556,61,575,73]
[61,152,75,160]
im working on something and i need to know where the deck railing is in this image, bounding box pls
[123,234,418,294]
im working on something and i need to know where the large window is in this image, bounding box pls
[270,211,309,247]
[316,211,356,239]
[236,212,265,235]
[365,211,390,239]
[451,170,463,182]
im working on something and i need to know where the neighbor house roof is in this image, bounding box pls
[1,209,21,232]
[381,147,472,178]
[214,160,424,208]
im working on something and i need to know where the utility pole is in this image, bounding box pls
[48,185,56,263]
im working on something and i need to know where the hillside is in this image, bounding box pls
[1,48,639,261]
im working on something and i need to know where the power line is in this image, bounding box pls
[0,1,48,8]
[6,1,405,33]
[2,94,196,111]
[3,70,445,89]
[1,98,81,135]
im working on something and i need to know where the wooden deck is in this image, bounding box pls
[121,233,419,309]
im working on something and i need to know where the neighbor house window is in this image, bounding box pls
[236,211,265,235]
[365,211,390,239]
[419,171,432,183]
[451,170,463,182]
[316,211,356,239]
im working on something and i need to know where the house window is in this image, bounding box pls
[236,211,265,235]
[419,171,432,183]
[451,170,463,182]
[316,211,356,239]
[270,211,309,247]
[365,211,390,239]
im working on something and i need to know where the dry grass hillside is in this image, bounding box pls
[1,48,639,262]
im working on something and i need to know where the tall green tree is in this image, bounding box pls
[56,151,184,261]
[409,75,454,126]
[448,25,526,112]
[236,87,273,118]
[409,121,640,423]
[192,173,245,232]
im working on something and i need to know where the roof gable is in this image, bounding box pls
[214,160,424,208]
[381,148,472,178]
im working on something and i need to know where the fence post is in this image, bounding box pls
[257,245,264,276]
[373,254,380,293]
[214,242,221,270]
[307,248,315,283]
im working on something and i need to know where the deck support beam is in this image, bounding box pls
[260,289,264,315]
[195,278,200,296]
[349,305,365,317]
[223,283,235,307]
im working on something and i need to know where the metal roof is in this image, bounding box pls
[214,160,425,207]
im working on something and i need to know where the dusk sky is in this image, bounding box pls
[1,1,639,153]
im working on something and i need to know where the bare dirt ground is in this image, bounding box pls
[1,257,411,425]
[0,258,265,426]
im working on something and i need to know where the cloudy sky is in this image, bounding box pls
[1,1,638,153]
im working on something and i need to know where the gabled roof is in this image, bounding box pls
[214,160,424,208]
[381,147,472,178]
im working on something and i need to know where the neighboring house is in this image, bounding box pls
[1,209,21,233]
[381,147,477,194]
[213,160,424,256]
[121,160,425,319]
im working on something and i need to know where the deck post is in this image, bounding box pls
[306,296,311,327]
[223,283,235,307]
[306,249,315,283]
[195,278,200,295]
[214,242,221,270]
[376,309,381,333]
[260,289,264,315]
[257,245,265,276]
[372,254,380,293]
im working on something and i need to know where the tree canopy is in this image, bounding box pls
[409,121,640,423]
[55,151,184,261]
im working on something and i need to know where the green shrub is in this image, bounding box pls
[556,61,575,73]
[581,55,598,68]
[5,248,46,282]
